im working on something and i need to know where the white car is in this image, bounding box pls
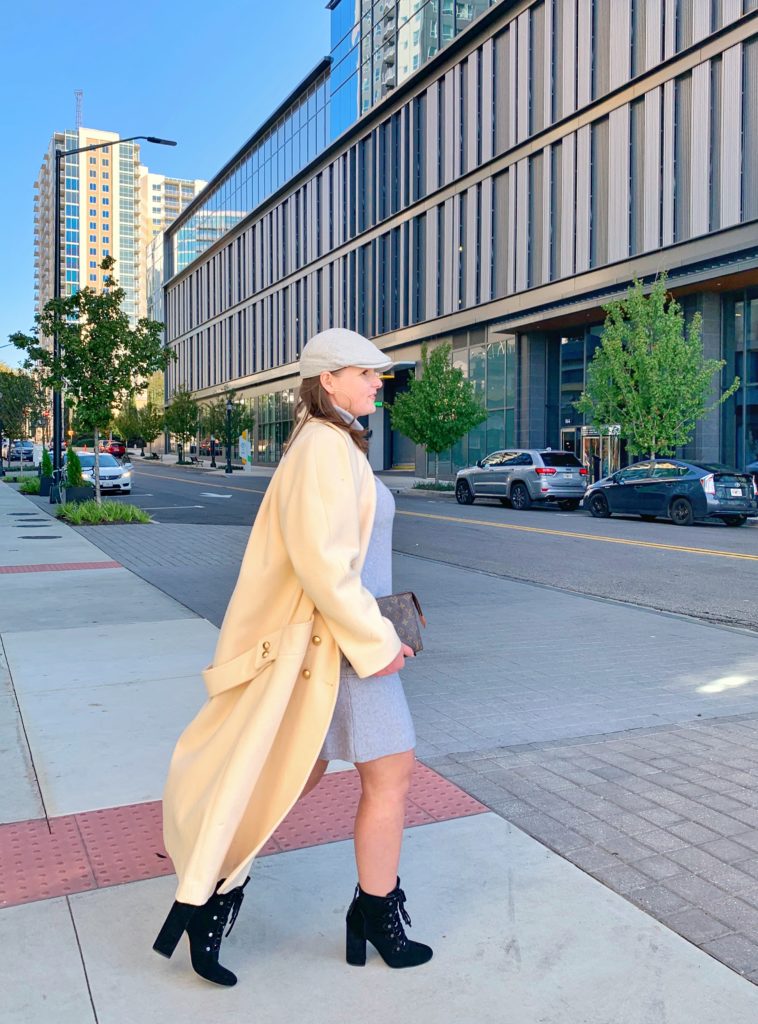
[66,452,132,494]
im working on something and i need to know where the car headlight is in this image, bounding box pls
[121,471,131,479]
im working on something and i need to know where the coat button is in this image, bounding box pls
[262,651,269,659]
[302,669,311,679]
[262,640,271,650]
[312,636,321,645]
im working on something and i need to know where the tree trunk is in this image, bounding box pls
[93,427,102,504]
[434,451,440,486]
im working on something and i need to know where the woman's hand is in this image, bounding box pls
[374,643,415,677]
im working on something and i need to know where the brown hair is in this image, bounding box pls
[284,374,369,454]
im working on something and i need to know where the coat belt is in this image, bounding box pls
[202,619,314,698]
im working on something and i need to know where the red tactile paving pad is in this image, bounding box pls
[0,764,486,909]
[76,802,173,887]
[0,816,96,908]
[0,561,122,574]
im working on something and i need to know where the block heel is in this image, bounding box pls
[346,912,367,966]
[152,901,196,958]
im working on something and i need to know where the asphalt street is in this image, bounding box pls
[82,461,758,632]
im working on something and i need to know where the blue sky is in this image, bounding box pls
[0,0,329,369]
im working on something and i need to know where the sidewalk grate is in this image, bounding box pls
[0,764,486,909]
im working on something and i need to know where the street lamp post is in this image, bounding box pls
[51,134,176,503]
[210,435,217,468]
[225,399,233,474]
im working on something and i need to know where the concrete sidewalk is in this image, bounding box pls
[2,479,758,1022]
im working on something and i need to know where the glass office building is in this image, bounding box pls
[164,0,758,473]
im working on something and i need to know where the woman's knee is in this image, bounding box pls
[356,750,415,801]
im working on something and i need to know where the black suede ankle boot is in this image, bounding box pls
[153,877,250,987]
[345,878,433,969]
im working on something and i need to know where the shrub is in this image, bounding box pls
[40,448,53,478]
[18,477,41,494]
[64,447,85,487]
[55,500,151,525]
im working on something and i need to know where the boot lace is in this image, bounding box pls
[205,878,249,953]
[383,886,412,953]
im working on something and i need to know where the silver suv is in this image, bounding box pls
[455,449,588,510]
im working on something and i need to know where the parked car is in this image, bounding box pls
[104,438,127,458]
[746,459,758,487]
[64,452,132,494]
[8,441,34,462]
[583,459,757,526]
[455,449,589,510]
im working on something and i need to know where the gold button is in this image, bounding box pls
[262,640,271,650]
[312,635,321,645]
[302,669,311,679]
[261,651,269,659]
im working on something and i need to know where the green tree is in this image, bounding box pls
[388,343,487,484]
[0,369,37,463]
[576,276,740,460]
[202,391,255,463]
[112,399,141,449]
[164,388,199,461]
[136,400,166,456]
[10,256,172,501]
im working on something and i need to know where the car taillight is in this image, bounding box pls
[579,468,588,476]
[535,467,557,475]
[700,473,716,495]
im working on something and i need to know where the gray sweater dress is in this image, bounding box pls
[319,477,416,763]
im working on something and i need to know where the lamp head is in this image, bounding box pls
[146,137,177,146]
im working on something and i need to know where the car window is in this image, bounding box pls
[512,453,534,466]
[652,462,689,479]
[617,462,653,482]
[70,453,119,468]
[481,451,506,466]
[539,451,583,467]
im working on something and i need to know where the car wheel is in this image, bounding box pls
[640,514,657,522]
[510,482,531,511]
[558,499,580,511]
[670,497,694,526]
[720,515,747,527]
[588,492,611,518]
[455,480,475,505]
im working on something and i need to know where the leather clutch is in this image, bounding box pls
[376,591,427,654]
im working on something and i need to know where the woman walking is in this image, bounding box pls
[153,328,432,986]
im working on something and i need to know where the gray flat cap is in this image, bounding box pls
[299,328,393,379]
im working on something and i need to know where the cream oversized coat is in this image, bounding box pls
[162,418,401,905]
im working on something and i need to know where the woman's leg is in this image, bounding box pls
[299,757,329,799]
[353,750,415,895]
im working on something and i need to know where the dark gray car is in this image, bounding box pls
[455,449,588,510]
[584,459,757,526]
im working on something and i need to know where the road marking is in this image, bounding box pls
[137,505,205,511]
[133,469,267,495]
[200,492,233,499]
[396,509,758,562]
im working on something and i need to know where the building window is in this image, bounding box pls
[90,261,97,268]
[89,248,97,255]
[102,185,109,192]
[90,184,97,191]
[89,234,97,242]
[90,221,97,229]
[90,171,97,178]
[103,211,109,218]
[90,274,97,281]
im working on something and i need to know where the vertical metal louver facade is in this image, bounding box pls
[164,0,758,468]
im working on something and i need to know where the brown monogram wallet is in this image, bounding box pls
[376,591,427,654]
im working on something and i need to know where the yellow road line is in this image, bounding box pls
[397,509,758,562]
